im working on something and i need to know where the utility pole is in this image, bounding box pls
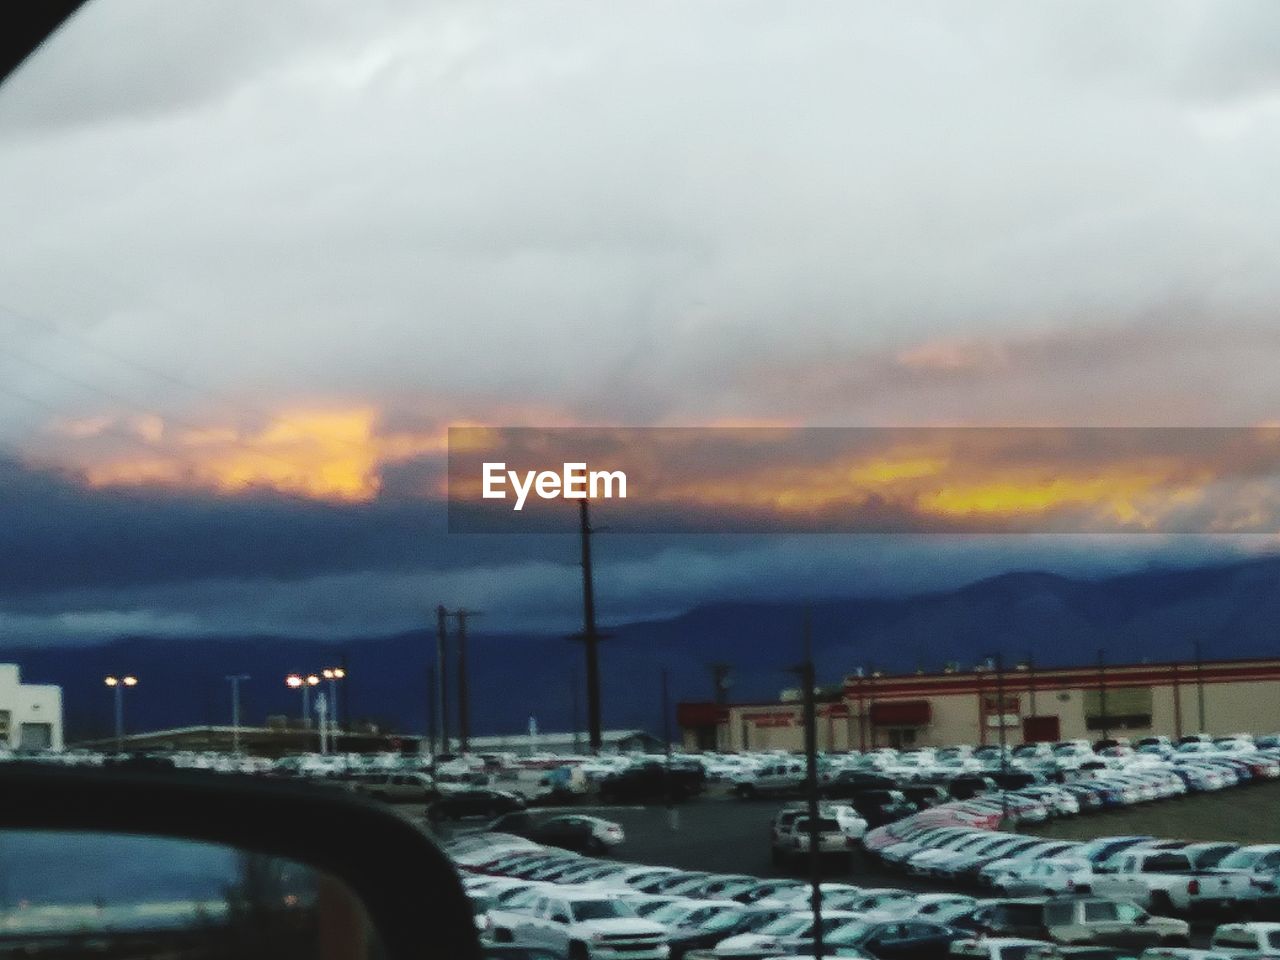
[1025,651,1036,716]
[1195,640,1206,733]
[662,667,677,828]
[1098,648,1109,741]
[991,653,1010,829]
[426,664,437,770]
[452,609,482,753]
[436,605,451,753]
[570,666,582,753]
[575,500,606,753]
[339,651,351,734]
[709,663,732,704]
[792,613,824,960]
[225,675,250,755]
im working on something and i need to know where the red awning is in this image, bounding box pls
[676,702,729,727]
[869,700,931,727]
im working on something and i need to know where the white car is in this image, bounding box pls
[1209,921,1280,954]
[710,911,857,957]
[950,936,1049,960]
[501,889,669,960]
[994,857,1094,897]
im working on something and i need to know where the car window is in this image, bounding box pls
[570,899,634,922]
[1083,901,1118,922]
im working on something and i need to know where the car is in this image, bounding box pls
[656,902,781,960]
[845,789,917,826]
[1208,921,1280,954]
[490,813,626,854]
[429,788,528,821]
[599,761,705,803]
[496,888,669,960]
[777,813,854,868]
[809,919,966,959]
[708,910,857,957]
[346,770,437,802]
[949,937,1052,960]
[1042,898,1189,949]
[734,758,807,799]
[995,858,1094,898]
[951,899,1052,940]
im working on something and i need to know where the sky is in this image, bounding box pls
[1,1,1280,644]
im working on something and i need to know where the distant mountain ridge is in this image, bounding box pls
[7,554,1280,742]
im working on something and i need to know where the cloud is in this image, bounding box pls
[1,3,1280,639]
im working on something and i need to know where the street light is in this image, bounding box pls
[103,675,138,753]
[225,675,250,754]
[286,673,316,731]
[983,652,1012,829]
[321,667,346,750]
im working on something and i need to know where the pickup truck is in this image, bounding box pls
[778,814,854,868]
[733,758,807,799]
[494,889,668,960]
[1093,846,1280,916]
[1180,844,1280,917]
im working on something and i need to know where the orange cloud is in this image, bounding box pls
[77,408,445,502]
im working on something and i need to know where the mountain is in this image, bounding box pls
[7,555,1280,742]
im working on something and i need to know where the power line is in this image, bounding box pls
[0,299,383,459]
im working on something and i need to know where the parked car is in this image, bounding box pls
[949,937,1053,960]
[846,789,916,826]
[811,918,965,959]
[733,758,806,799]
[600,762,704,803]
[429,788,527,821]
[490,812,626,854]
[777,814,853,868]
[951,899,1052,940]
[492,889,668,959]
[1091,848,1208,913]
[1208,921,1280,954]
[995,858,1095,898]
[1042,897,1189,949]
[347,771,436,802]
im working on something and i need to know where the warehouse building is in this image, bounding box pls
[0,664,63,751]
[463,729,664,756]
[678,656,1280,753]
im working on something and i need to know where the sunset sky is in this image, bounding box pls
[2,1,1279,643]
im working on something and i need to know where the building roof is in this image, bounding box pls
[464,729,660,750]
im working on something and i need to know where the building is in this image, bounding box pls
[678,656,1280,752]
[0,664,63,751]
[73,725,422,758]
[462,729,664,756]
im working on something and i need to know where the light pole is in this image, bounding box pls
[225,675,250,754]
[103,675,138,753]
[322,667,346,752]
[286,673,322,741]
[983,653,1011,829]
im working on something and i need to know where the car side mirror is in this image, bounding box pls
[0,764,482,960]
[1135,914,1150,924]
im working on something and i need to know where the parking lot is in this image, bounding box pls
[1026,777,1280,845]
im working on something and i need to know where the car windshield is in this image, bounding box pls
[700,909,746,932]
[758,916,812,937]
[571,900,636,922]
[1219,849,1270,869]
[826,922,872,945]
